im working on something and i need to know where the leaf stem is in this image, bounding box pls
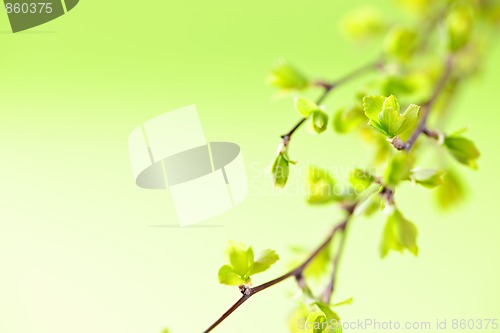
[202,214,353,333]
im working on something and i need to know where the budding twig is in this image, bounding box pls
[280,60,383,147]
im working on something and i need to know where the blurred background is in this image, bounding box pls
[0,0,499,332]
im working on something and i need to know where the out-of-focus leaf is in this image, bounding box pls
[272,152,290,188]
[305,311,328,333]
[341,6,386,41]
[333,105,365,133]
[384,27,418,62]
[332,297,354,307]
[380,209,419,258]
[410,168,444,188]
[295,97,320,117]
[307,166,337,204]
[268,60,309,91]
[313,302,340,322]
[311,110,329,133]
[384,153,415,186]
[444,135,480,169]
[435,170,466,209]
[349,168,376,193]
[446,4,475,52]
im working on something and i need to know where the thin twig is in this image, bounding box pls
[280,60,383,145]
[202,216,351,333]
[321,226,349,303]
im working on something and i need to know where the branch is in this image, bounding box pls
[281,60,383,146]
[393,54,454,152]
[202,214,352,333]
[321,224,349,303]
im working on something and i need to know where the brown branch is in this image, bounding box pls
[202,215,352,333]
[394,54,454,152]
[281,60,383,146]
[321,225,349,303]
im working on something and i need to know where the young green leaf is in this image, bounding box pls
[272,152,290,188]
[311,110,329,133]
[268,60,309,91]
[218,241,279,286]
[384,153,415,186]
[446,5,475,52]
[444,135,480,169]
[384,27,418,61]
[313,302,340,321]
[363,95,386,121]
[307,166,337,204]
[341,6,386,41]
[410,169,444,188]
[295,97,319,117]
[380,209,419,258]
[249,249,280,275]
[332,105,365,133]
[226,240,254,277]
[331,297,354,307]
[218,265,248,286]
[363,95,420,138]
[305,311,328,333]
[349,168,376,192]
[435,170,466,209]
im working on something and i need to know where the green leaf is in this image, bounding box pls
[384,153,415,186]
[380,209,419,258]
[444,136,480,169]
[311,110,329,133]
[226,240,254,277]
[363,95,386,121]
[313,302,340,321]
[332,105,365,133]
[446,5,475,52]
[349,168,376,192]
[218,265,248,286]
[398,104,420,134]
[341,6,386,41]
[435,170,466,209]
[363,95,419,138]
[268,60,309,91]
[295,97,319,117]
[410,169,444,188]
[249,249,280,275]
[219,241,279,286]
[272,152,290,188]
[384,27,418,61]
[332,297,354,307]
[305,311,328,333]
[307,166,337,204]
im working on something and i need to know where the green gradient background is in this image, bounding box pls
[0,1,499,333]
